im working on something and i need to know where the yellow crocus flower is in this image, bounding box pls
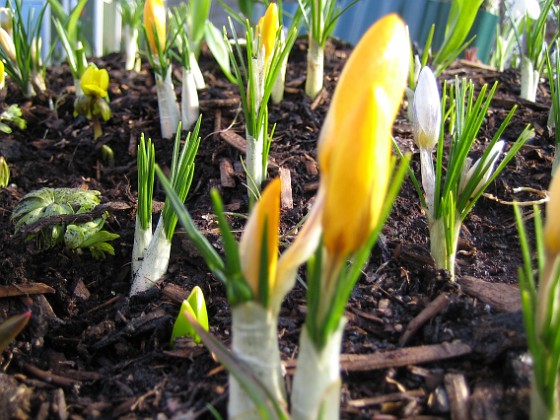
[144,0,166,55]
[80,65,110,98]
[239,178,280,297]
[318,14,409,257]
[257,3,279,63]
[544,170,560,256]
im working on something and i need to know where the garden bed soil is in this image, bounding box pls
[0,37,554,419]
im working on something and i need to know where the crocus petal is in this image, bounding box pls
[322,87,394,257]
[144,0,166,54]
[509,0,540,20]
[0,8,12,34]
[317,14,409,257]
[318,14,409,178]
[272,188,324,311]
[258,3,279,63]
[459,140,505,198]
[544,170,560,256]
[0,27,15,62]
[239,178,281,297]
[413,66,441,151]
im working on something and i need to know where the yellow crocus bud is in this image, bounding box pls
[257,3,279,63]
[0,8,12,35]
[318,14,409,257]
[80,64,110,98]
[239,178,281,297]
[413,66,441,151]
[544,170,560,256]
[144,0,166,54]
[0,27,16,62]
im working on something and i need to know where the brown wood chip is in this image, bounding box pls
[457,275,521,313]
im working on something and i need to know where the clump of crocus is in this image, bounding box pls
[227,3,297,203]
[0,1,46,97]
[514,170,560,420]
[49,0,89,93]
[130,120,202,296]
[406,68,533,279]
[158,14,410,419]
[74,64,112,140]
[170,1,211,131]
[514,0,556,102]
[144,0,180,139]
[298,0,345,99]
[290,15,410,418]
[120,0,144,71]
[157,171,322,417]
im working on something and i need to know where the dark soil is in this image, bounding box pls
[0,37,554,419]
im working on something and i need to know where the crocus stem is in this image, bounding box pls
[405,86,415,123]
[228,302,286,419]
[429,216,462,279]
[271,53,287,104]
[305,35,324,99]
[291,319,346,420]
[74,78,83,96]
[181,67,199,130]
[124,26,139,71]
[271,31,287,104]
[420,148,436,217]
[156,69,181,139]
[521,56,539,102]
[131,214,152,279]
[246,130,265,202]
[531,376,558,420]
[130,217,171,296]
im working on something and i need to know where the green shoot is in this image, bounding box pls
[171,286,209,345]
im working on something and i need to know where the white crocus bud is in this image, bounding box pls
[31,37,42,67]
[459,140,506,198]
[0,8,12,35]
[0,27,15,62]
[413,66,441,218]
[508,0,540,20]
[413,66,441,151]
